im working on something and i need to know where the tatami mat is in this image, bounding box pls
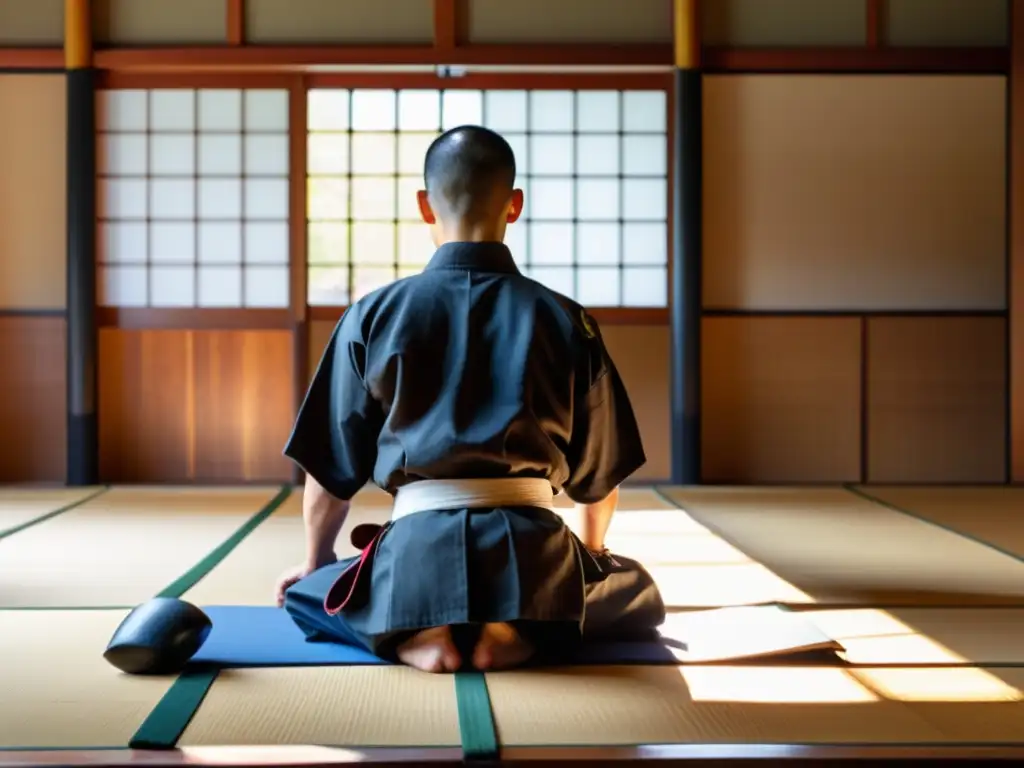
[857,486,1024,560]
[5,606,1023,751]
[652,607,1024,666]
[0,486,280,608]
[6,483,1024,753]
[562,488,813,607]
[658,487,1024,606]
[803,607,1024,665]
[881,667,1024,742]
[183,492,391,606]
[555,488,674,513]
[0,486,104,535]
[0,610,176,749]
[485,664,1024,746]
[177,667,461,747]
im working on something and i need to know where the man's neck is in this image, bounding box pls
[437,223,504,245]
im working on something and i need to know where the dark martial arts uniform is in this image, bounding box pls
[283,242,666,661]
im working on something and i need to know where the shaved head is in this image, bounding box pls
[423,125,517,223]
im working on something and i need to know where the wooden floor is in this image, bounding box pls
[1,483,1023,766]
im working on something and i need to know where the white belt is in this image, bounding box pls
[391,478,555,522]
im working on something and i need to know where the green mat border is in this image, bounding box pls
[0,485,296,751]
[0,486,110,541]
[156,484,292,598]
[455,671,499,760]
[129,666,499,758]
[129,666,221,749]
[125,484,293,749]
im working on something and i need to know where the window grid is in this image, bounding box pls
[306,88,669,308]
[97,88,291,309]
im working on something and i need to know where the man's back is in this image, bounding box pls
[288,240,643,506]
[352,242,593,493]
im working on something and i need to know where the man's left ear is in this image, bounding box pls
[506,188,524,224]
[416,190,436,225]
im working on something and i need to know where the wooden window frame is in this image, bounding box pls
[95,70,674,331]
[304,71,673,328]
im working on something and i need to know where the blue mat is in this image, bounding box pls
[192,606,683,667]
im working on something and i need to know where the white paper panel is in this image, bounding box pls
[99,265,147,307]
[305,87,670,308]
[244,266,289,308]
[198,266,243,307]
[97,87,291,308]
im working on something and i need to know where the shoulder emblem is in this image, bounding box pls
[579,310,597,339]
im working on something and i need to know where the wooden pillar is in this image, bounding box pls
[226,0,245,45]
[670,0,702,485]
[65,0,98,485]
[289,79,309,486]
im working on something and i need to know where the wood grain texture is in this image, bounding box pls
[226,0,244,44]
[866,316,1007,484]
[701,316,863,483]
[0,316,67,483]
[99,329,293,483]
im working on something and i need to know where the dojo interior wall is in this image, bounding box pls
[0,0,1014,486]
[0,75,67,483]
[702,75,1008,484]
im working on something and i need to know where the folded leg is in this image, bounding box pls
[283,558,378,651]
[468,553,666,666]
[582,553,665,641]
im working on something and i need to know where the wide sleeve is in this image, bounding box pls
[561,313,646,505]
[283,309,383,501]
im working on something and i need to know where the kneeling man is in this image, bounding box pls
[277,125,665,673]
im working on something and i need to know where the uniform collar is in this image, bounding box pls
[425,242,521,275]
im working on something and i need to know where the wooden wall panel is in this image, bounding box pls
[592,325,671,482]
[0,0,63,45]
[701,317,863,484]
[93,0,227,44]
[467,0,672,44]
[866,317,1007,484]
[703,76,1006,312]
[886,0,1009,46]
[701,0,867,47]
[246,0,433,44]
[192,331,294,482]
[0,316,67,484]
[99,329,294,484]
[0,75,66,311]
[99,329,192,483]
[308,321,673,484]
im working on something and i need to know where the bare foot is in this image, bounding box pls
[396,626,462,673]
[472,622,535,671]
